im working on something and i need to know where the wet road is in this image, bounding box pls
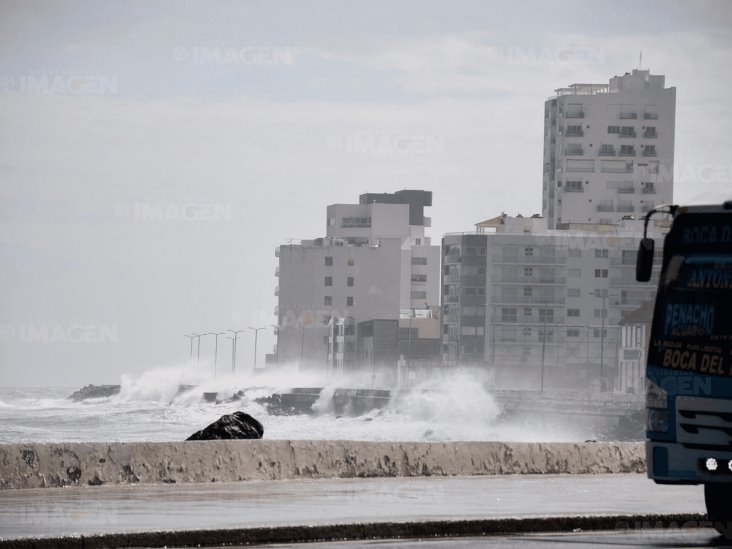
[0,474,706,539]
[262,529,731,548]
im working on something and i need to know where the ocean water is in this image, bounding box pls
[0,364,591,443]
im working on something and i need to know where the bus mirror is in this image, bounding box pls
[636,238,654,282]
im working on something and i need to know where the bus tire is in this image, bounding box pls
[705,482,732,538]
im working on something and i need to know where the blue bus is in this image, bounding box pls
[636,202,732,535]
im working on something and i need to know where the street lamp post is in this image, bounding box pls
[400,310,415,384]
[589,290,618,392]
[184,334,196,359]
[249,327,265,370]
[186,333,203,368]
[227,330,246,375]
[206,332,225,378]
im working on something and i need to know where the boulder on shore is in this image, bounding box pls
[186,411,264,441]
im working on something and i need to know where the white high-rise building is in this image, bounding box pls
[543,69,676,229]
[273,190,440,372]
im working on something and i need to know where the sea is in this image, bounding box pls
[0,364,593,443]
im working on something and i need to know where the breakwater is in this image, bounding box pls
[0,440,645,490]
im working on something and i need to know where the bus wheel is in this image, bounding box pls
[705,483,732,538]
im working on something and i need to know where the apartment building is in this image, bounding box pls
[543,69,676,229]
[273,190,440,373]
[441,214,666,391]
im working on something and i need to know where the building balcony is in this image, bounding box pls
[565,112,585,118]
[619,149,636,156]
[619,131,637,138]
[444,295,460,304]
[492,254,567,265]
[491,274,566,285]
[641,185,656,194]
[596,204,614,212]
[598,148,616,156]
[565,130,584,137]
[617,204,635,213]
[617,185,635,193]
[275,266,280,277]
[619,112,638,119]
[274,305,279,316]
[274,285,279,296]
[643,149,657,157]
[492,295,566,305]
[275,246,280,257]
[564,149,584,156]
[643,129,657,138]
[644,113,659,120]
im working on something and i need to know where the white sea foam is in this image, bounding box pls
[0,363,593,443]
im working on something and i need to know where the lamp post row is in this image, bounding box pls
[184,327,266,376]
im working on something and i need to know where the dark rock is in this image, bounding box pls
[68,384,121,401]
[186,411,264,441]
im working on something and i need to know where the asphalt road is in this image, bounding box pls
[0,474,706,540]
[261,529,731,548]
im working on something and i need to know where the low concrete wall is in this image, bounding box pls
[0,441,645,490]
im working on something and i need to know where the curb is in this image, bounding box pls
[0,513,709,548]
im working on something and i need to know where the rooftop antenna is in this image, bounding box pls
[638,50,642,70]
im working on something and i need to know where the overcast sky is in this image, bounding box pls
[1,0,731,386]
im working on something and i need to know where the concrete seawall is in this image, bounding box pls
[0,440,645,490]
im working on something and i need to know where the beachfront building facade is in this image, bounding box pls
[543,69,676,229]
[273,190,440,374]
[441,214,666,391]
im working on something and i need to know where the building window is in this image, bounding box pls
[523,327,532,336]
[347,276,354,287]
[594,269,608,278]
[411,257,428,265]
[523,287,533,297]
[501,308,517,322]
[567,328,580,337]
[607,125,620,134]
[594,249,609,258]
[594,328,608,338]
[324,296,332,306]
[642,181,656,194]
[523,307,532,317]
[525,247,534,256]
[567,308,580,317]
[599,144,615,156]
[538,309,554,323]
[568,288,581,297]
[411,291,427,299]
[341,216,371,228]
[594,309,608,319]
[347,258,355,266]
[619,145,635,156]
[325,256,333,266]
[565,180,583,192]
[411,274,427,282]
[346,296,354,307]
[325,276,333,286]
[568,248,582,257]
[524,267,533,277]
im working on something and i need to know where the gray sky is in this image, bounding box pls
[1,0,731,386]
